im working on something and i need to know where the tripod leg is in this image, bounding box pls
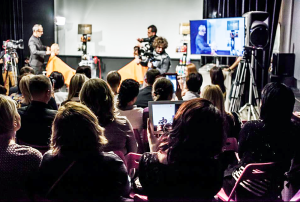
[229,62,242,112]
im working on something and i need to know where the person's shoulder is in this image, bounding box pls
[10,144,43,163]
[45,108,58,116]
[101,151,126,167]
[18,106,28,114]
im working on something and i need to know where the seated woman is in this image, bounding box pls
[224,82,296,200]
[117,79,143,136]
[49,71,68,106]
[61,73,89,105]
[38,102,130,201]
[152,77,174,101]
[179,63,198,96]
[139,98,225,201]
[0,95,42,200]
[210,66,226,98]
[201,84,241,139]
[80,78,137,154]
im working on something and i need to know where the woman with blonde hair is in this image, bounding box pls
[38,102,129,201]
[0,95,42,200]
[19,74,34,106]
[61,73,89,105]
[80,78,137,154]
[201,85,241,139]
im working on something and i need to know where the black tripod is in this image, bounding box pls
[229,49,260,120]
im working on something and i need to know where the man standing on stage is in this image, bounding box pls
[137,25,158,52]
[28,24,51,74]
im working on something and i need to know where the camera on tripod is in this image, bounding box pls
[2,39,24,52]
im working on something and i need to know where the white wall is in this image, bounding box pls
[55,0,203,58]
[290,0,300,82]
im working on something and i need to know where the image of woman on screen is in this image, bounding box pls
[195,25,217,55]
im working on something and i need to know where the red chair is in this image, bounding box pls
[125,152,142,174]
[217,162,275,201]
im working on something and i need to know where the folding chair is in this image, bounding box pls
[217,162,275,201]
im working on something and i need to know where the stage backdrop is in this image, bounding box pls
[54,0,203,59]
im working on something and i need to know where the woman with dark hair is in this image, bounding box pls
[38,102,130,201]
[210,66,226,97]
[152,77,174,101]
[0,95,42,200]
[224,82,296,200]
[49,71,67,106]
[80,78,137,154]
[139,98,225,201]
[117,79,143,134]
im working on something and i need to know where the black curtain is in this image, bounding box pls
[0,0,24,85]
[203,0,282,90]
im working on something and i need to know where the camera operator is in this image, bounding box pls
[137,25,157,52]
[28,24,51,74]
[0,48,18,95]
[147,36,171,74]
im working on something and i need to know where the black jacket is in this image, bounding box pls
[17,101,57,146]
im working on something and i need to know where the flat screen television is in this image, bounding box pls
[190,17,245,57]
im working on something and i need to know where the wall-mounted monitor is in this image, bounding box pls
[190,17,245,57]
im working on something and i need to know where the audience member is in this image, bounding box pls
[38,102,129,201]
[19,74,34,106]
[139,98,225,201]
[182,73,203,100]
[0,95,42,200]
[17,75,57,146]
[180,63,198,96]
[49,71,68,106]
[80,78,137,154]
[135,69,161,108]
[61,73,89,105]
[106,70,121,95]
[210,66,226,97]
[76,65,91,78]
[117,79,143,136]
[152,77,174,101]
[201,84,241,139]
[223,82,296,200]
[9,66,34,95]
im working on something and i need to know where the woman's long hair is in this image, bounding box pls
[163,98,225,164]
[67,74,89,101]
[201,85,225,115]
[210,66,226,94]
[50,102,107,155]
[80,78,116,127]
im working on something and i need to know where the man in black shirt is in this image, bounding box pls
[137,25,158,52]
[135,69,161,108]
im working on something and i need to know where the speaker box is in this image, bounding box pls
[243,11,269,48]
[272,53,295,77]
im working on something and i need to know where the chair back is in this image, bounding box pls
[126,152,142,172]
[228,162,275,201]
[222,137,238,152]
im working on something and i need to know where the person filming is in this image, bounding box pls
[147,37,171,74]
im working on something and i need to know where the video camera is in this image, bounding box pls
[135,43,159,66]
[2,39,24,51]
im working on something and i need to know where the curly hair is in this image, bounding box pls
[152,36,168,49]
